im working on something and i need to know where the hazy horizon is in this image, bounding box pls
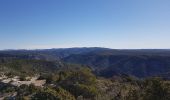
[1,46,170,50]
[0,0,170,49]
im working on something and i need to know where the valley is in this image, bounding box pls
[1,48,170,100]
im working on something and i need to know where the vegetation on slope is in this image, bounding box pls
[1,48,170,99]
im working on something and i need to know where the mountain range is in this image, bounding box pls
[1,47,170,78]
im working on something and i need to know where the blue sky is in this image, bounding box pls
[0,0,170,49]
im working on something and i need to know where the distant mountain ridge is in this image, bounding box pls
[62,48,170,78]
[0,47,109,60]
[1,47,170,78]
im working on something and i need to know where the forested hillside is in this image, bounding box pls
[1,48,170,99]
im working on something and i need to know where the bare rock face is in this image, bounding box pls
[0,75,46,87]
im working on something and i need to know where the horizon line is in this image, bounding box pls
[1,47,170,51]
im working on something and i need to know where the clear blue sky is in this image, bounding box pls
[0,0,170,49]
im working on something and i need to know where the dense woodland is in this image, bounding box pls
[1,48,170,100]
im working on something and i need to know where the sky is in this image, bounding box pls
[0,0,170,49]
